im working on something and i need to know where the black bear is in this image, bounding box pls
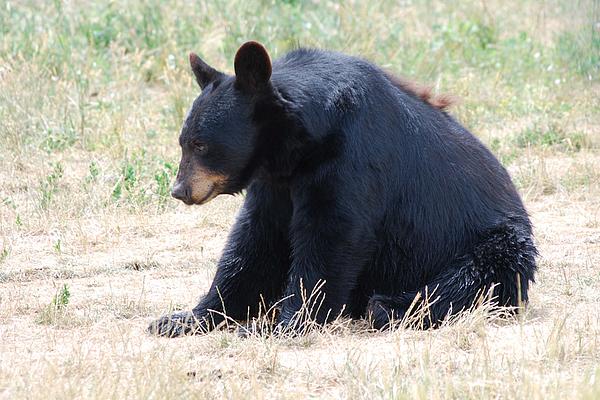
[148,41,537,337]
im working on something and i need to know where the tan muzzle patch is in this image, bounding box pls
[173,164,227,205]
[188,167,227,204]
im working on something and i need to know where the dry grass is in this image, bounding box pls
[1,0,599,398]
[1,192,599,399]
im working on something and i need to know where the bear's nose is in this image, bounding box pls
[171,183,189,202]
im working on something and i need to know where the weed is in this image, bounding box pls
[37,284,71,325]
[54,284,71,309]
[154,161,177,208]
[111,153,146,206]
[0,246,9,264]
[53,239,62,255]
[86,161,100,184]
[43,125,78,152]
[39,162,64,210]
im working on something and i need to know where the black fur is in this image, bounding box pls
[148,43,537,337]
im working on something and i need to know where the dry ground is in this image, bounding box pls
[1,164,599,399]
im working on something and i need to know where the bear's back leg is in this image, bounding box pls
[368,223,538,329]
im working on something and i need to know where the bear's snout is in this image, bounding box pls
[171,182,191,204]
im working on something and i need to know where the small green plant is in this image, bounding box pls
[122,162,137,192]
[86,161,100,183]
[154,161,177,208]
[110,152,178,208]
[111,181,123,201]
[111,161,138,201]
[0,246,9,264]
[490,137,501,154]
[39,162,64,210]
[112,153,147,205]
[2,197,14,208]
[53,239,62,254]
[42,125,78,152]
[37,284,71,325]
[54,284,71,309]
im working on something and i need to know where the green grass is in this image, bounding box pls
[1,1,597,165]
[0,1,596,214]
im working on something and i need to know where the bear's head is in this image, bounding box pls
[171,41,273,205]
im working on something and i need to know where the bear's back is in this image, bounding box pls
[270,48,529,256]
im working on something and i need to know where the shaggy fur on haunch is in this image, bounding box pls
[148,42,537,337]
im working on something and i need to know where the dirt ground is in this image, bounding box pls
[1,180,599,398]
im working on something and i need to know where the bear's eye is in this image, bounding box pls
[194,143,208,154]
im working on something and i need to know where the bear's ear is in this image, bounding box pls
[234,41,272,92]
[189,52,222,89]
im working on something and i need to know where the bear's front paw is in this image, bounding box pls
[147,311,205,337]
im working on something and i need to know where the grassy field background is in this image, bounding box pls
[1,0,599,398]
